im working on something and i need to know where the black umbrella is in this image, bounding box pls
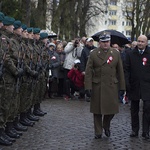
[92,29,130,46]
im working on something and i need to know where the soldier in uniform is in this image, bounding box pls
[84,32,125,139]
[21,25,39,122]
[3,19,26,138]
[0,12,15,146]
[1,16,25,143]
[32,31,47,116]
[11,20,30,132]
[18,27,36,127]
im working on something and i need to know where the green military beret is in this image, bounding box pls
[13,20,22,30]
[2,16,15,26]
[22,24,27,31]
[0,12,5,22]
[40,32,48,40]
[33,28,40,34]
[27,28,33,33]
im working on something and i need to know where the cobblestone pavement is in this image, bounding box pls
[0,99,149,150]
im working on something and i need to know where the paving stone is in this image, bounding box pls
[0,99,149,150]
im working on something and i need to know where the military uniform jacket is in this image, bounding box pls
[22,38,36,81]
[125,46,150,101]
[1,30,20,85]
[28,39,38,71]
[85,47,125,114]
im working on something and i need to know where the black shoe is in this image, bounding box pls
[20,118,34,127]
[95,134,102,139]
[142,133,150,140]
[25,117,35,124]
[37,108,47,115]
[104,129,111,137]
[2,132,16,143]
[14,122,28,131]
[33,110,45,116]
[130,131,138,137]
[11,128,22,136]
[5,129,20,139]
[27,113,39,121]
[0,135,12,146]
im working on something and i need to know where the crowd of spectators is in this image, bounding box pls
[47,36,136,102]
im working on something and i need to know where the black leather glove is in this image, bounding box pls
[85,89,92,97]
[17,68,24,77]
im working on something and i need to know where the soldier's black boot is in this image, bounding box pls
[27,108,39,121]
[37,103,47,115]
[1,128,16,143]
[13,117,28,132]
[0,128,13,146]
[5,122,20,139]
[20,113,34,127]
[33,103,47,116]
[9,127,23,136]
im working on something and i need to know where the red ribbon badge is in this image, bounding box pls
[142,58,147,65]
[107,56,113,64]
[51,56,56,60]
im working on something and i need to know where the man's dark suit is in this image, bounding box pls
[125,46,150,136]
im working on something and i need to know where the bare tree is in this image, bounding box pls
[50,0,106,40]
[122,0,150,40]
[21,0,31,26]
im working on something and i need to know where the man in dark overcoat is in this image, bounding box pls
[84,32,125,139]
[125,35,150,139]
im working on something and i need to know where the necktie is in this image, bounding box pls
[139,50,143,54]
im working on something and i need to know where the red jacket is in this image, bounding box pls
[68,68,84,88]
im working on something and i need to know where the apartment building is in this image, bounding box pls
[87,0,132,39]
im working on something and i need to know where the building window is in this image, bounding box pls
[126,20,131,26]
[127,11,132,17]
[122,21,124,26]
[126,30,131,36]
[105,21,107,25]
[109,20,116,25]
[127,2,133,7]
[110,0,117,5]
[122,11,125,16]
[109,10,117,16]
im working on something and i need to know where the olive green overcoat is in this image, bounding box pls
[85,47,125,114]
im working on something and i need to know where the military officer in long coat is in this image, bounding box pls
[84,32,125,139]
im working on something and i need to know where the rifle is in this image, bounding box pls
[29,47,35,92]
[0,53,6,79]
[0,38,8,79]
[16,42,24,93]
[30,40,42,91]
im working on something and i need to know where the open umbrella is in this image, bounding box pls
[92,29,130,46]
